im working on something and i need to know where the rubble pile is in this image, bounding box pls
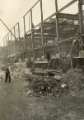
[25,73,69,97]
[25,68,84,97]
[11,62,27,80]
[62,68,84,96]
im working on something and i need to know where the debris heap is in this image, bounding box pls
[25,68,84,97]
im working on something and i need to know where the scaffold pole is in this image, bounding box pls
[40,0,45,57]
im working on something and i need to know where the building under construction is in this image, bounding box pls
[1,0,84,62]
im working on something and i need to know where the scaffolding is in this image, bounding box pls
[3,0,84,60]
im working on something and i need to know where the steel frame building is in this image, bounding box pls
[3,0,84,59]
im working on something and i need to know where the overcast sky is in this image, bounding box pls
[0,0,78,46]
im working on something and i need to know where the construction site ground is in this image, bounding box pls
[0,65,84,120]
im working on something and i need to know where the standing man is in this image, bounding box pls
[5,67,11,83]
[46,52,51,62]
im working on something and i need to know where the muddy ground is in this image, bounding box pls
[0,69,83,120]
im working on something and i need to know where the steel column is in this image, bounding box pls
[40,0,44,56]
[17,22,20,40]
[78,0,83,35]
[30,9,35,58]
[55,0,59,42]
[14,26,16,40]
[23,16,26,38]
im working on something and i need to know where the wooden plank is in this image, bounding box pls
[57,13,78,20]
